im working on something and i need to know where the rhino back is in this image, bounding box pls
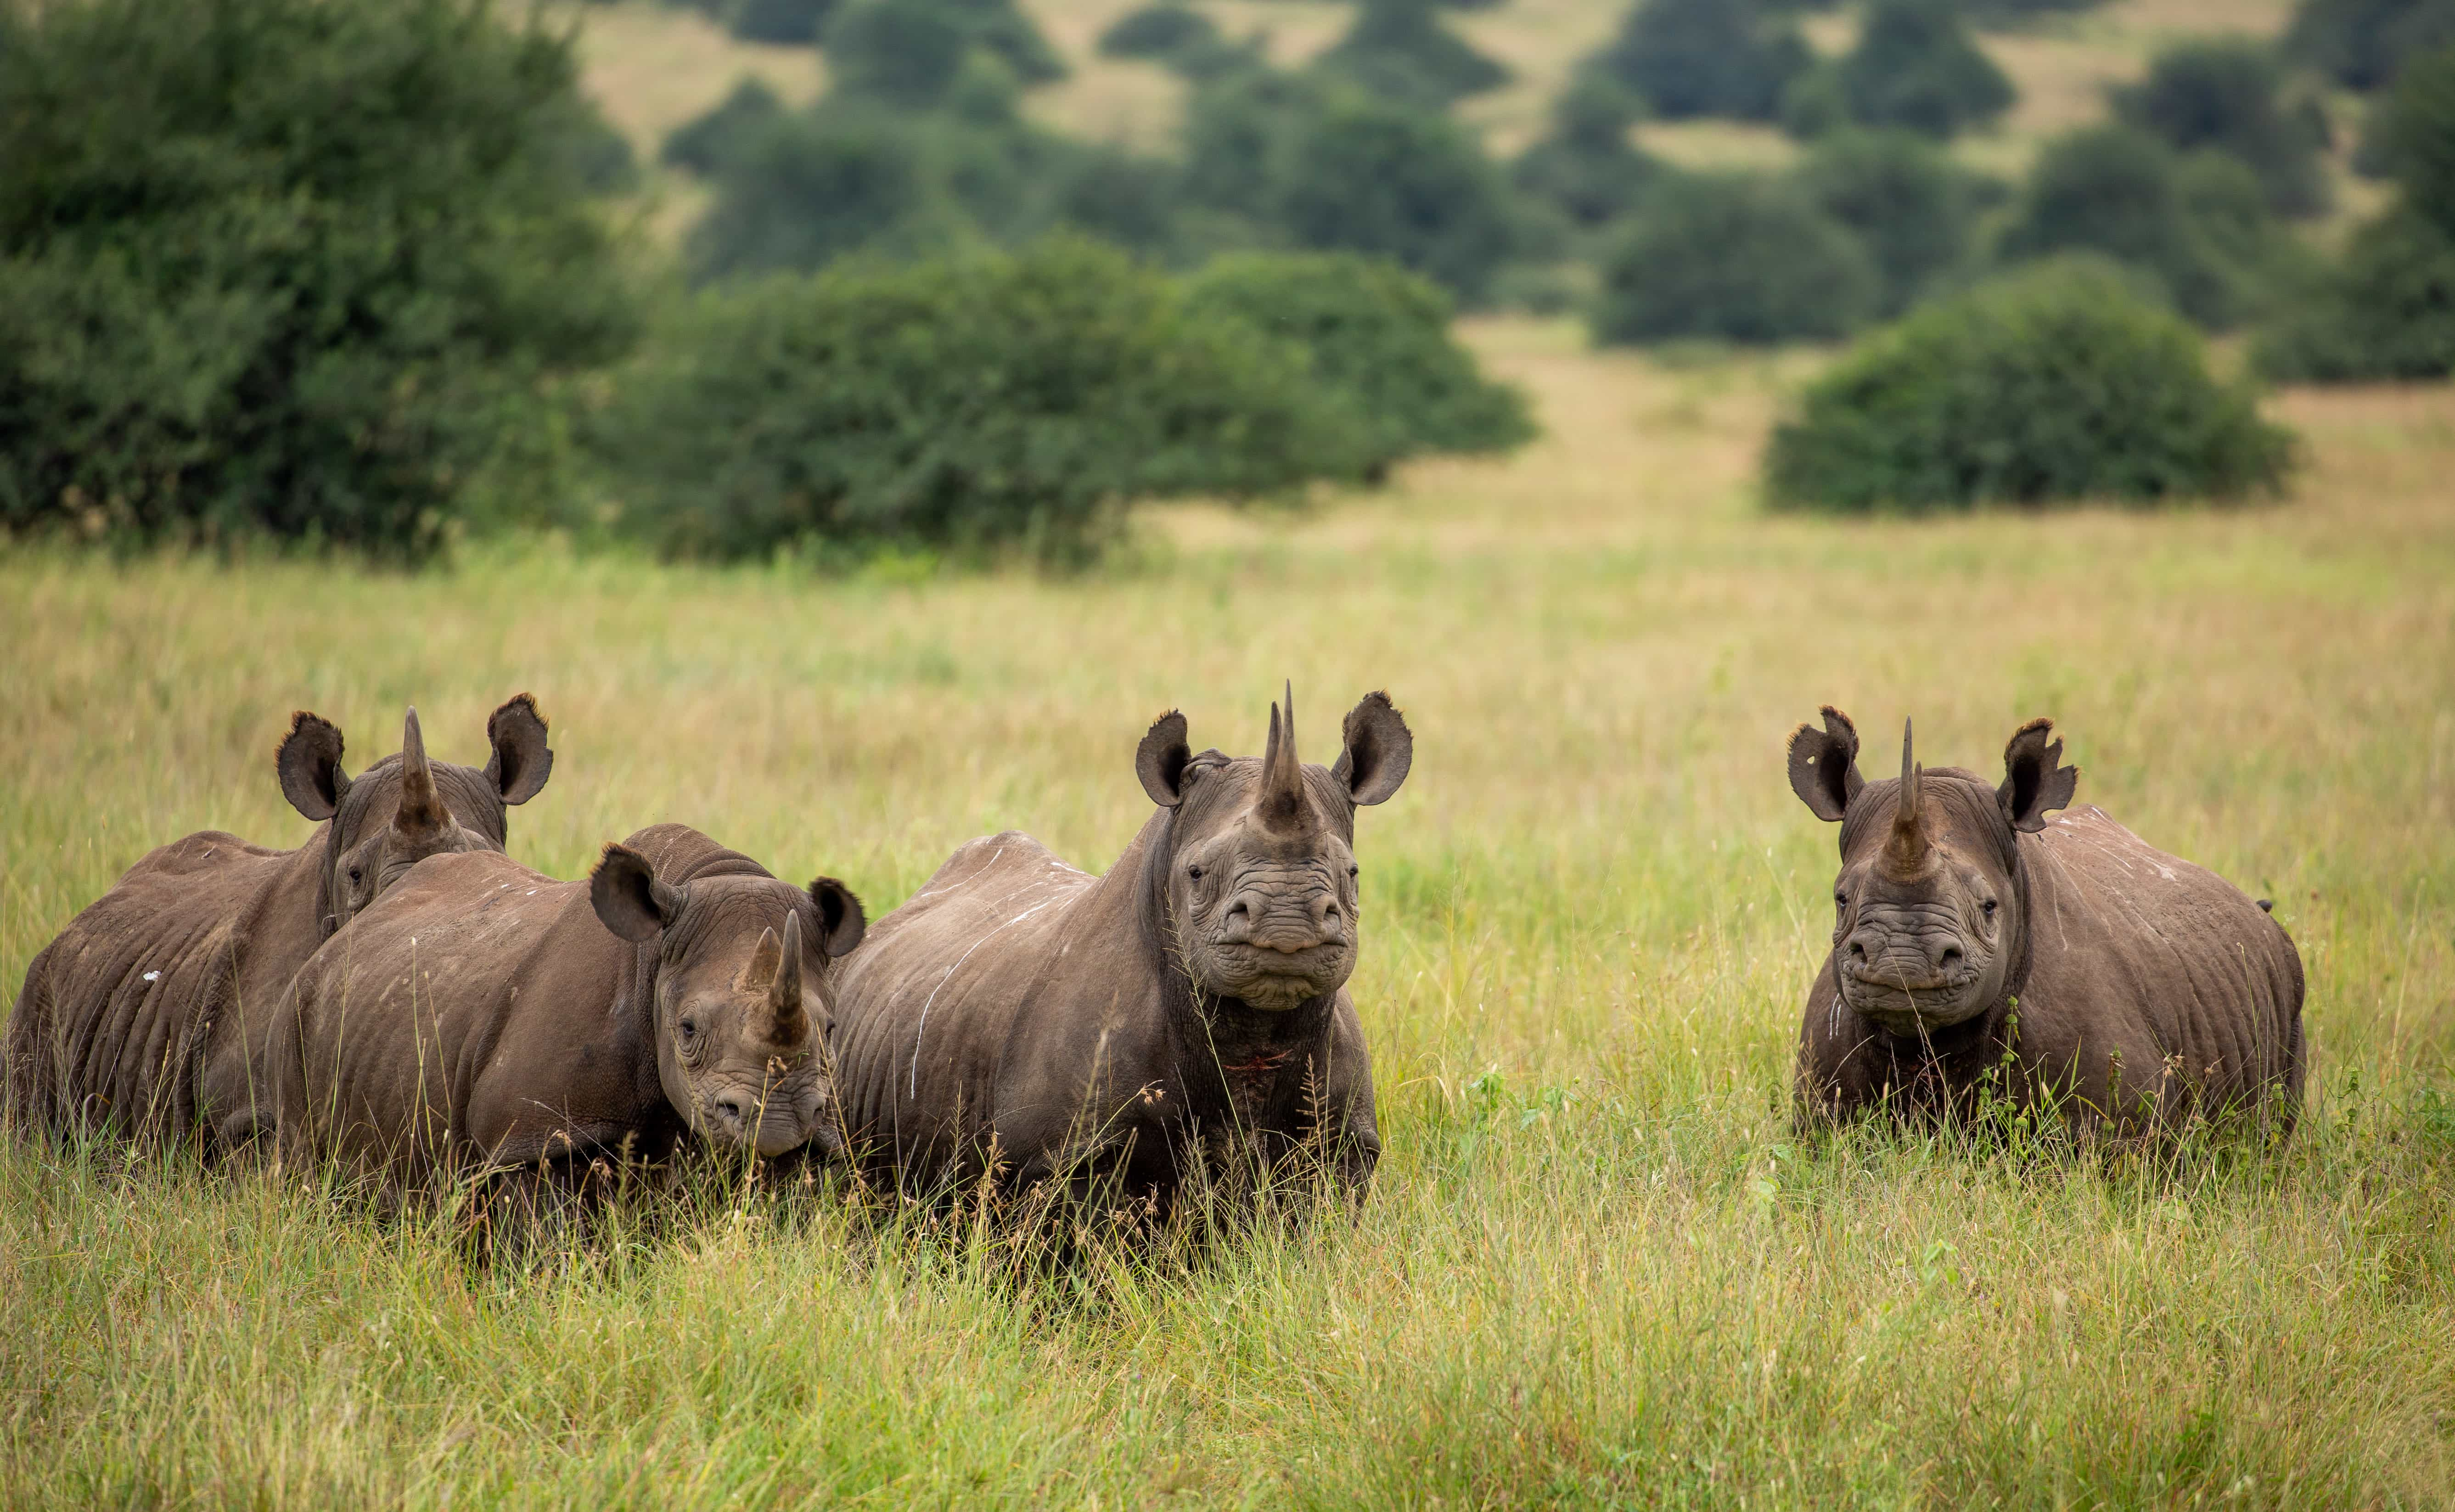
[275,849,640,1181]
[831,830,1132,1185]
[2018,807,2305,1123]
[6,830,305,1148]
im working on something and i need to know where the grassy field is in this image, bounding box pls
[4,327,2453,1505]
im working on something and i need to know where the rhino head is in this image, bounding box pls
[590,845,866,1159]
[276,695,555,933]
[1788,708,2079,1036]
[1135,685,1414,1012]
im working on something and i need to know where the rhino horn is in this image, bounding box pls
[768,911,807,1046]
[1885,718,1928,875]
[394,707,449,836]
[1260,680,1316,835]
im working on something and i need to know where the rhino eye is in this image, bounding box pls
[1187,865,1204,882]
[679,1017,699,1041]
[1981,899,1999,918]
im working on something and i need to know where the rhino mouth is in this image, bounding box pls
[1840,962,1987,1029]
[1206,941,1351,1009]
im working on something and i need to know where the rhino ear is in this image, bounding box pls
[807,876,868,958]
[591,843,683,943]
[483,693,554,806]
[1332,691,1413,806]
[1135,710,1193,808]
[1787,706,1863,823]
[278,712,349,822]
[1999,718,2079,833]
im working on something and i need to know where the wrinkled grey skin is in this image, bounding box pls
[1788,708,2305,1136]
[5,699,553,1154]
[269,824,866,1187]
[830,687,1413,1212]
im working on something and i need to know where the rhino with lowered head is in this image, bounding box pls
[6,698,553,1154]
[268,824,865,1190]
[1786,708,2304,1136]
[830,686,1413,1210]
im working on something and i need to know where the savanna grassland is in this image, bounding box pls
[4,322,2453,1506]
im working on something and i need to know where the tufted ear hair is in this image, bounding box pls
[591,843,684,942]
[807,876,867,958]
[277,712,350,822]
[1135,710,1193,808]
[483,693,554,806]
[1332,691,1413,806]
[1999,718,2080,833]
[1786,706,1864,823]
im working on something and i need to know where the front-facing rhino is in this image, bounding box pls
[830,686,1413,1210]
[269,824,865,1190]
[1787,708,2304,1136]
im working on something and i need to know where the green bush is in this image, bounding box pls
[822,0,1064,110]
[1183,252,1535,478]
[1831,0,2015,139]
[2256,50,2455,380]
[1994,124,2297,328]
[2114,39,2331,218]
[1314,0,1510,108]
[1963,0,2110,24]
[1588,0,1813,122]
[663,77,790,174]
[1096,3,1218,61]
[729,0,837,44]
[1511,73,1667,229]
[2286,0,2455,91]
[1764,259,2296,512]
[1594,174,1879,345]
[1794,129,1989,315]
[600,239,1371,564]
[0,0,637,558]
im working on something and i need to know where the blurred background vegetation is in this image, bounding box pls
[1,0,2451,564]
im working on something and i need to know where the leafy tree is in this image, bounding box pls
[1963,0,2111,24]
[2286,0,2455,91]
[1794,129,1989,314]
[2114,39,2331,218]
[662,77,789,174]
[1314,0,1510,108]
[601,239,1373,564]
[1097,3,1219,61]
[821,0,1063,110]
[1587,0,1813,122]
[0,0,638,558]
[1994,124,2298,328]
[1511,73,1667,229]
[1832,0,2014,139]
[1595,174,1879,344]
[1183,252,1534,478]
[1766,258,2295,512]
[729,0,837,44]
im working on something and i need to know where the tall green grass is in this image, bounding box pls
[3,332,2450,1505]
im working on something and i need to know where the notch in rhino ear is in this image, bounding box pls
[483,692,554,806]
[590,843,683,943]
[1786,706,1864,823]
[277,711,350,822]
[807,875,867,958]
[1332,691,1414,806]
[1998,718,2080,833]
[1135,710,1193,809]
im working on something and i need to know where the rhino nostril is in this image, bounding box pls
[711,1094,750,1127]
[1938,944,1964,968]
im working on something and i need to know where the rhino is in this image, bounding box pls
[1786,708,2304,1135]
[829,687,1414,1212]
[267,824,865,1192]
[5,698,553,1154]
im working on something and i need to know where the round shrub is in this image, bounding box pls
[2286,0,2455,91]
[729,0,837,45]
[1097,3,1218,61]
[1595,174,1880,345]
[2114,39,2331,218]
[2373,44,2455,234]
[601,239,1373,564]
[1833,0,2015,140]
[1765,259,2296,512]
[1511,74,1667,229]
[0,0,638,559]
[1963,0,2111,25]
[1314,0,1510,108]
[2256,205,2455,380]
[1271,89,1522,303]
[662,77,789,174]
[1590,0,1813,122]
[1183,252,1535,478]
[1793,129,1988,315]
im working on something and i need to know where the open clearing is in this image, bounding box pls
[3,329,2451,1504]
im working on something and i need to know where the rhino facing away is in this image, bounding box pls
[1786,708,2304,1136]
[267,824,865,1191]
[5,698,553,1154]
[829,687,1414,1211]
